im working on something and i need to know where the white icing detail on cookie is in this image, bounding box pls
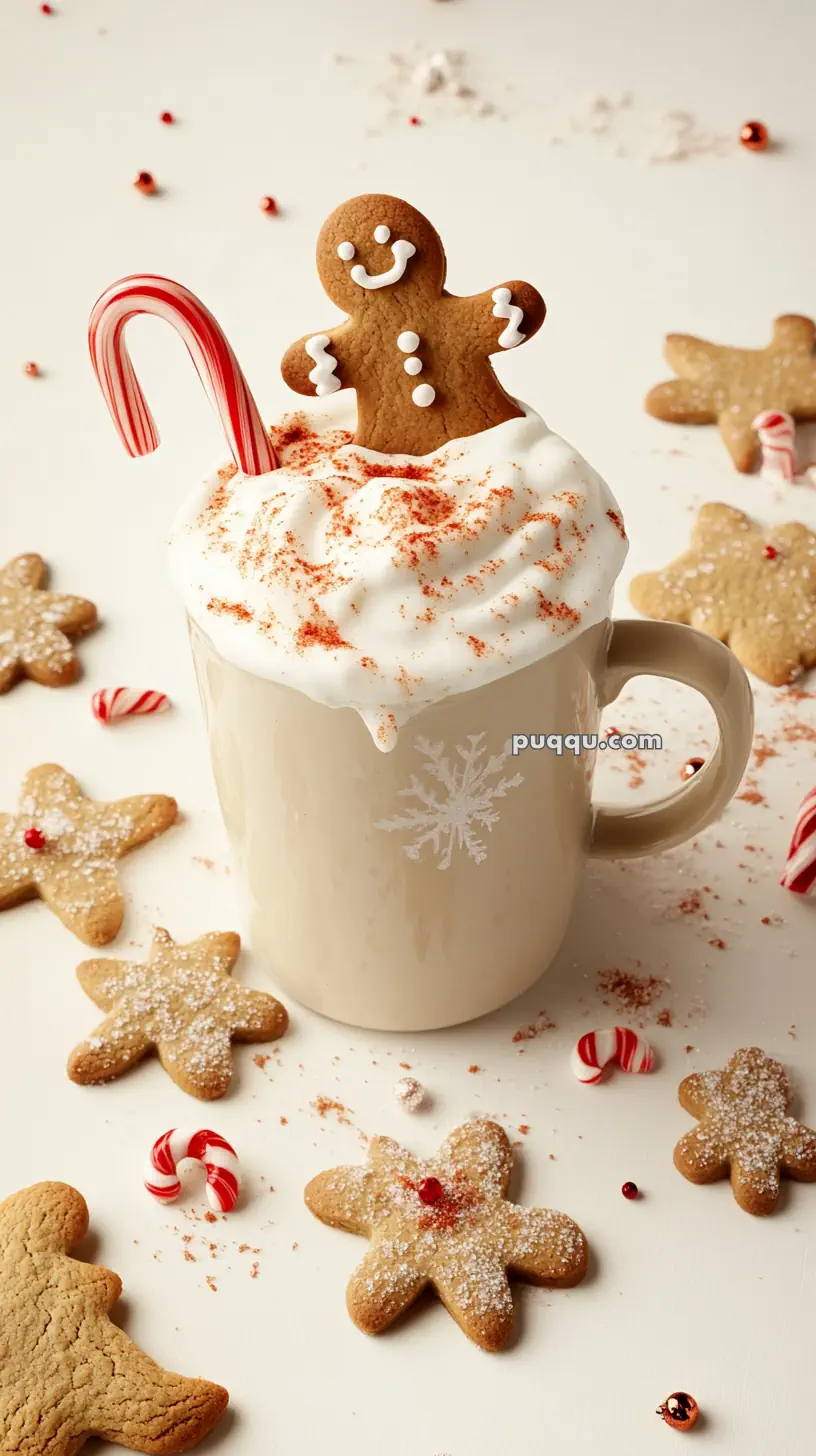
[491,288,526,349]
[351,240,416,290]
[412,383,436,408]
[373,224,391,244]
[337,241,356,261]
[397,331,420,353]
[304,334,341,396]
[404,357,423,376]
[170,400,628,753]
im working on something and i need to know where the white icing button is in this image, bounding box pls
[373,224,391,244]
[404,356,423,375]
[397,331,420,353]
[412,383,436,408]
[337,241,355,261]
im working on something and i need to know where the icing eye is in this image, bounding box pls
[337,241,355,261]
[373,224,391,244]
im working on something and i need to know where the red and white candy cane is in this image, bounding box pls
[89,275,278,477]
[780,786,816,896]
[92,686,170,724]
[144,1128,240,1213]
[571,1027,656,1085]
[752,410,796,482]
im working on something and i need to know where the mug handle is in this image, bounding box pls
[590,619,754,859]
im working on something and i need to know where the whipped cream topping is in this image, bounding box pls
[169,400,628,751]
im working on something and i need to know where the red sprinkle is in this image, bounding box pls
[409,116,422,126]
[259,196,278,215]
[621,1181,639,1200]
[134,171,156,195]
[159,111,175,124]
[40,3,54,12]
[23,361,40,378]
[417,1176,443,1206]
[23,828,46,852]
[763,544,778,560]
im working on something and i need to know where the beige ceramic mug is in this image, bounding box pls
[189,611,753,1031]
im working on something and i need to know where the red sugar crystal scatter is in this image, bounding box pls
[23,827,46,852]
[763,544,778,560]
[417,1176,443,1206]
[259,196,278,215]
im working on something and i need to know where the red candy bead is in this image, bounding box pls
[763,544,778,560]
[409,116,422,127]
[23,828,46,851]
[40,4,54,13]
[159,111,175,125]
[740,120,769,152]
[134,171,156,195]
[657,1392,700,1432]
[259,196,278,215]
[417,1176,443,1205]
[621,1181,639,1200]
[681,757,705,781]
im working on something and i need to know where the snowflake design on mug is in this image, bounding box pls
[376,734,524,870]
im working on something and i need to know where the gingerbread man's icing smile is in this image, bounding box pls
[282,193,546,455]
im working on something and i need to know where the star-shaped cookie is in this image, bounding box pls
[0,553,97,691]
[645,314,816,471]
[629,502,816,685]
[0,764,177,945]
[0,1181,227,1456]
[674,1047,816,1215]
[304,1118,588,1351]
[68,927,289,1099]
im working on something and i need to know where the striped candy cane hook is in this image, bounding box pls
[780,787,816,895]
[144,1128,241,1213]
[89,275,278,477]
[571,1027,656,1085]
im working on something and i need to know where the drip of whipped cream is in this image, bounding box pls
[169,400,628,751]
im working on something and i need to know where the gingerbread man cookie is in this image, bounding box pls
[629,502,816,685]
[0,1181,228,1456]
[68,927,289,1099]
[0,553,97,692]
[281,194,546,456]
[645,314,816,472]
[0,764,177,944]
[674,1047,816,1215]
[304,1118,588,1351]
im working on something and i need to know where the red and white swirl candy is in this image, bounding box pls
[92,686,170,724]
[752,410,796,482]
[571,1027,656,1085]
[780,786,816,896]
[144,1128,240,1213]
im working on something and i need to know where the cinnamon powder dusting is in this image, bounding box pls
[606,509,627,539]
[207,597,253,623]
[296,604,353,651]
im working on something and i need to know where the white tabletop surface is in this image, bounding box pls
[2,1,815,1452]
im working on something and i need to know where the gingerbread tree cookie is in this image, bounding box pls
[645,314,816,472]
[0,553,97,692]
[0,764,177,945]
[629,502,816,685]
[68,928,289,1098]
[304,1118,588,1351]
[0,1181,227,1456]
[281,193,546,456]
[674,1047,816,1215]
